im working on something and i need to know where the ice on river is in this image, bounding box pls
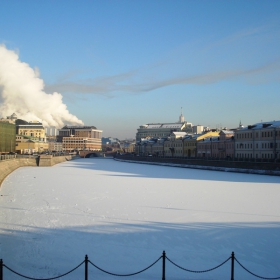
[1,158,280,279]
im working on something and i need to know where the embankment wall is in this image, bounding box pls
[0,155,75,187]
[114,156,280,176]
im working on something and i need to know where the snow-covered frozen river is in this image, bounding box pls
[1,158,280,280]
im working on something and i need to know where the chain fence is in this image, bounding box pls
[1,251,280,280]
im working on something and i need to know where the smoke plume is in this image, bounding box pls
[0,45,84,128]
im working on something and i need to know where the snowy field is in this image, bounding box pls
[1,158,280,280]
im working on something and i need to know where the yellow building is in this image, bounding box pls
[15,119,48,154]
[183,131,220,158]
[16,139,49,154]
[16,120,46,141]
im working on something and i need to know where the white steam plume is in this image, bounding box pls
[0,45,84,128]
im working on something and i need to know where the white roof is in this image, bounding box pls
[140,122,185,129]
[161,123,183,129]
[240,121,280,131]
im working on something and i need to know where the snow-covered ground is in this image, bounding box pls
[1,158,280,280]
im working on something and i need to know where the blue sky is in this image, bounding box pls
[0,0,280,139]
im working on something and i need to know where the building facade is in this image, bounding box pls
[15,119,47,154]
[136,113,193,142]
[164,132,186,157]
[235,121,280,160]
[0,120,16,153]
[16,120,46,141]
[211,130,235,158]
[58,126,102,152]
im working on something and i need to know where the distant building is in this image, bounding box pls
[6,112,18,123]
[0,120,16,153]
[235,121,280,160]
[192,131,220,158]
[16,119,46,142]
[58,125,102,152]
[164,132,187,157]
[102,137,120,145]
[136,112,192,141]
[14,119,48,154]
[48,140,63,153]
[119,140,135,153]
[45,127,58,136]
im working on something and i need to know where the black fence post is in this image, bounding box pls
[231,252,234,280]
[162,251,166,280]
[85,255,88,280]
[0,259,3,280]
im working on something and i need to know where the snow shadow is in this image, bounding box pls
[1,221,280,280]
[66,158,280,184]
[0,222,280,280]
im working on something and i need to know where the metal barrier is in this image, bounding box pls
[1,251,280,280]
[0,154,17,161]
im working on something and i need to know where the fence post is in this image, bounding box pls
[85,255,88,280]
[231,252,234,280]
[0,259,3,280]
[162,251,166,280]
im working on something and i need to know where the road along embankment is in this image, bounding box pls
[0,155,75,187]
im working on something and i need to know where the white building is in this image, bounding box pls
[136,112,192,141]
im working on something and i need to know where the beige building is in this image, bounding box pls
[195,131,220,158]
[15,119,48,154]
[164,132,186,157]
[16,120,46,141]
[16,138,49,154]
[235,121,280,160]
[58,126,102,152]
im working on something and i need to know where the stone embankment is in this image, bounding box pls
[0,155,75,187]
[114,155,280,176]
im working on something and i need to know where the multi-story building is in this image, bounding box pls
[164,132,186,157]
[58,126,102,152]
[183,134,202,158]
[0,120,16,153]
[15,136,49,154]
[196,131,220,158]
[48,140,63,153]
[135,112,192,142]
[235,121,280,160]
[15,119,48,154]
[16,119,46,141]
[211,130,235,158]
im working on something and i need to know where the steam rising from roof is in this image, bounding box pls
[0,45,84,128]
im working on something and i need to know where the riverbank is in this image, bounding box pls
[114,156,280,176]
[0,155,76,187]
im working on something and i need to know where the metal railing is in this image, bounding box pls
[1,251,280,280]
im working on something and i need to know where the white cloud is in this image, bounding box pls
[0,45,84,128]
